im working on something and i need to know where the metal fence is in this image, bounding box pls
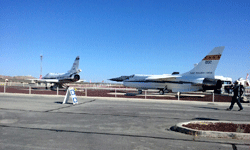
[0,83,236,103]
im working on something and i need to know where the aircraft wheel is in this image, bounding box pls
[159,89,164,95]
[138,90,142,94]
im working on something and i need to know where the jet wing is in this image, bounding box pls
[145,75,181,81]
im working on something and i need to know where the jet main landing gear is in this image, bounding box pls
[138,90,142,94]
[159,89,164,95]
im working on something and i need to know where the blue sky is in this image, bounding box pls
[1,0,249,82]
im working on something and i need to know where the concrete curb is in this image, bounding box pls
[173,121,250,140]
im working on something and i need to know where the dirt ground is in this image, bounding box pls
[183,122,250,133]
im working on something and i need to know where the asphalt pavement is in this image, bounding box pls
[0,93,250,150]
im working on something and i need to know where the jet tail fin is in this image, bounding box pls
[182,46,225,78]
[68,56,80,73]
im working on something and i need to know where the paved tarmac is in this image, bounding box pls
[0,93,250,150]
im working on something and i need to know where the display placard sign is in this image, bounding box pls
[63,87,78,104]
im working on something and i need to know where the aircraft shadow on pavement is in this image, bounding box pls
[195,106,221,110]
[50,89,67,91]
[125,93,138,96]
[54,101,73,105]
[192,118,219,121]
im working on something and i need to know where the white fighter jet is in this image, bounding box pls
[31,56,82,90]
[237,74,250,88]
[110,46,225,94]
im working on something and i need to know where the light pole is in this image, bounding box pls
[40,55,43,79]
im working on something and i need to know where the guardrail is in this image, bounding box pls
[0,84,235,102]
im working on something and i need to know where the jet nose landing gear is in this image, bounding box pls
[138,90,143,94]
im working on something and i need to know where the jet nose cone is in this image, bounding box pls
[109,77,118,81]
[109,77,123,82]
[109,76,130,82]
